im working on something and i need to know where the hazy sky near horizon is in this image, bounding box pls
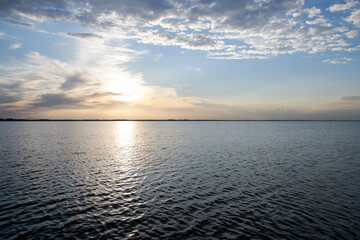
[1,0,360,120]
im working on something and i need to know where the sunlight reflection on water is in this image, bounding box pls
[116,121,135,152]
[0,121,360,239]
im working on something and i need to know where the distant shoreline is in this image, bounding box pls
[1,119,359,121]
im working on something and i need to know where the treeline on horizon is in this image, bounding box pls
[0,118,358,121]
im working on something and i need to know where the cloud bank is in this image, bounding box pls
[0,0,359,59]
[1,48,359,120]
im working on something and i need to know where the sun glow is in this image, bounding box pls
[105,73,143,102]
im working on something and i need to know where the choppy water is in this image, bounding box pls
[0,121,360,239]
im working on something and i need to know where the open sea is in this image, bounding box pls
[0,121,359,239]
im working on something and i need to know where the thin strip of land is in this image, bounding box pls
[0,118,359,121]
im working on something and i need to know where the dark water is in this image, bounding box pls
[0,121,360,239]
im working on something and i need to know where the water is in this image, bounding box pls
[0,121,359,239]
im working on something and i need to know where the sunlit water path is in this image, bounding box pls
[0,121,359,239]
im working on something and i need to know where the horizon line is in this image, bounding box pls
[1,118,360,122]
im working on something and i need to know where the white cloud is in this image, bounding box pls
[0,31,14,40]
[0,39,214,118]
[187,66,202,72]
[1,49,359,119]
[306,17,331,27]
[305,7,321,18]
[0,45,146,110]
[323,57,354,64]
[345,9,360,27]
[345,30,359,38]
[328,0,358,12]
[293,7,321,18]
[0,0,359,60]
[9,42,21,49]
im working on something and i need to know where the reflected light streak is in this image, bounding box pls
[116,121,135,148]
[116,121,136,166]
[113,121,137,183]
[112,122,142,204]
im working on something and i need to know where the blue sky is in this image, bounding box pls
[0,0,360,119]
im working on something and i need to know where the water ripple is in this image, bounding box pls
[0,121,360,239]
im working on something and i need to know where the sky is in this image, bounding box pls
[0,0,360,120]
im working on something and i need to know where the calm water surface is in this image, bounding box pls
[0,121,359,239]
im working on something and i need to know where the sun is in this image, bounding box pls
[105,73,143,102]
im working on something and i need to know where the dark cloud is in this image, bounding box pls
[0,83,22,104]
[0,105,25,118]
[0,16,34,27]
[87,0,173,21]
[32,93,82,108]
[61,73,87,90]
[190,0,303,30]
[88,91,123,97]
[31,91,125,109]
[342,95,360,101]
[0,0,72,26]
[0,0,68,12]
[0,94,19,104]
[304,108,360,120]
[66,32,103,39]
[341,95,360,101]
[145,31,218,49]
[0,0,302,30]
[0,82,21,91]
[0,0,173,29]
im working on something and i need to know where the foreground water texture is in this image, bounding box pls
[1,121,360,239]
